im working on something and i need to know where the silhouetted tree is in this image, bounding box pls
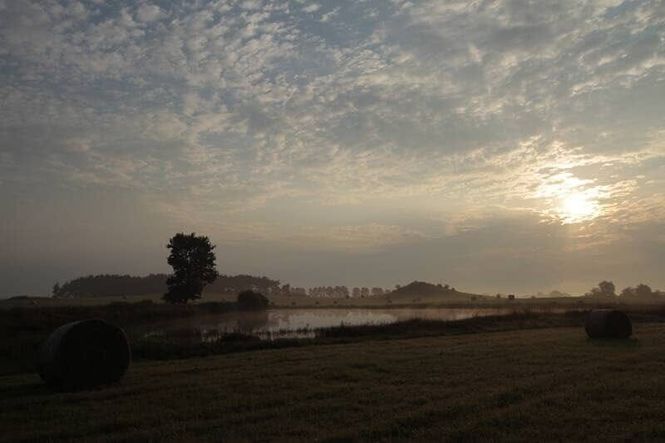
[163,233,218,304]
[586,280,616,297]
[52,273,278,298]
[623,284,653,297]
[635,283,653,297]
[237,290,269,310]
[620,286,635,297]
[598,281,616,297]
[52,282,61,298]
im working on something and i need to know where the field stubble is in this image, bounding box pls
[3,324,665,441]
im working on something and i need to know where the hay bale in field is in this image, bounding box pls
[585,309,632,339]
[37,319,131,390]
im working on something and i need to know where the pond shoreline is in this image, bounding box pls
[132,308,665,362]
[138,306,586,342]
[4,302,665,376]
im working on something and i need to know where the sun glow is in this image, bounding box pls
[558,192,601,224]
[535,172,605,224]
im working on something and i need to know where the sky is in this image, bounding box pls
[1,0,664,297]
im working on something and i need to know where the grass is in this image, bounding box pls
[0,301,237,375]
[4,324,665,441]
[0,300,596,376]
[128,311,589,362]
[4,301,665,376]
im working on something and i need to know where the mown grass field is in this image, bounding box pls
[3,324,665,442]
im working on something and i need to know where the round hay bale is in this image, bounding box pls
[585,309,632,339]
[37,319,131,390]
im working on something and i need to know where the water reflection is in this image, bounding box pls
[143,307,549,342]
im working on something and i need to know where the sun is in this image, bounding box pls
[558,191,600,224]
[535,172,605,224]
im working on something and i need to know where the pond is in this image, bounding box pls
[141,307,555,342]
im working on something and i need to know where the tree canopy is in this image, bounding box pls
[51,273,280,298]
[586,280,616,297]
[164,233,219,304]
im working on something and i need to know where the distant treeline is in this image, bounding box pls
[53,274,280,298]
[584,281,664,298]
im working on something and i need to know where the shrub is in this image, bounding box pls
[237,290,269,311]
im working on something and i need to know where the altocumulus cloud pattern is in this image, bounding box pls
[0,0,664,295]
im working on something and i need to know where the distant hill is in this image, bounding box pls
[1,295,51,306]
[53,274,281,298]
[390,281,477,300]
[525,290,573,298]
[7,295,32,301]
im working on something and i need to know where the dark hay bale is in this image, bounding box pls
[585,309,632,339]
[37,319,131,390]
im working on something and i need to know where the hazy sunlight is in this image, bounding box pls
[535,172,605,224]
[558,191,601,224]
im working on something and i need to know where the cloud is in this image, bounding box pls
[1,0,664,294]
[136,3,163,23]
[302,4,321,14]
